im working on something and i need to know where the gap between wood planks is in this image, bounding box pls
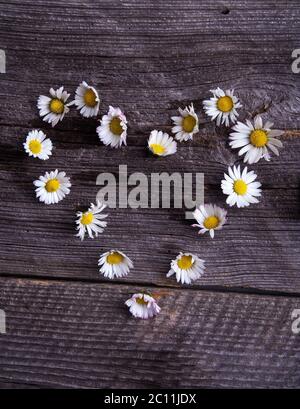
[1,273,300,299]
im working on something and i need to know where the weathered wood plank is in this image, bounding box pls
[0,0,299,390]
[1,126,300,188]
[0,278,299,388]
[0,0,299,294]
[1,0,300,133]
[0,185,299,293]
[1,123,299,292]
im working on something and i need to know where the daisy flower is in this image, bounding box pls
[33,169,71,205]
[171,103,199,142]
[192,204,227,239]
[167,252,205,285]
[97,106,127,148]
[37,86,71,127]
[73,81,100,118]
[221,165,262,208]
[203,87,242,126]
[23,129,53,160]
[148,130,177,156]
[76,201,108,241]
[98,250,133,279]
[125,293,161,319]
[229,115,284,164]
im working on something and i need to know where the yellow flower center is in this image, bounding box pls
[203,215,219,229]
[29,139,42,154]
[233,179,247,195]
[45,178,60,193]
[84,89,98,107]
[107,251,124,265]
[49,98,64,114]
[109,117,123,136]
[250,129,268,147]
[217,96,233,112]
[80,212,94,226]
[150,143,165,155]
[177,255,194,270]
[182,115,196,133]
[136,296,148,306]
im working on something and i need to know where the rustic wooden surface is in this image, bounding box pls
[0,0,299,388]
[0,278,300,389]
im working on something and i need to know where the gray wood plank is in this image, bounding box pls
[0,379,40,389]
[1,126,300,188]
[1,129,299,292]
[0,277,299,388]
[0,0,299,390]
[1,0,300,133]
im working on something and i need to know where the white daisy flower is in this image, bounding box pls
[203,87,242,126]
[97,106,127,148]
[148,130,177,156]
[229,115,284,164]
[23,129,53,160]
[167,252,205,285]
[192,204,227,239]
[221,165,262,208]
[125,293,161,319]
[98,250,133,279]
[171,103,199,142]
[33,169,71,205]
[73,81,100,118]
[76,200,108,241]
[37,86,71,127]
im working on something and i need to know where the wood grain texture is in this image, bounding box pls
[0,277,299,389]
[0,380,40,389]
[0,0,300,388]
[1,0,300,293]
[0,184,299,293]
[1,0,300,134]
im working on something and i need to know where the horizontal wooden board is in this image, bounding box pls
[0,185,299,293]
[0,0,300,390]
[0,0,299,295]
[1,0,300,134]
[0,277,299,388]
[1,126,300,188]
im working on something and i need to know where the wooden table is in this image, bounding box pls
[0,0,299,388]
